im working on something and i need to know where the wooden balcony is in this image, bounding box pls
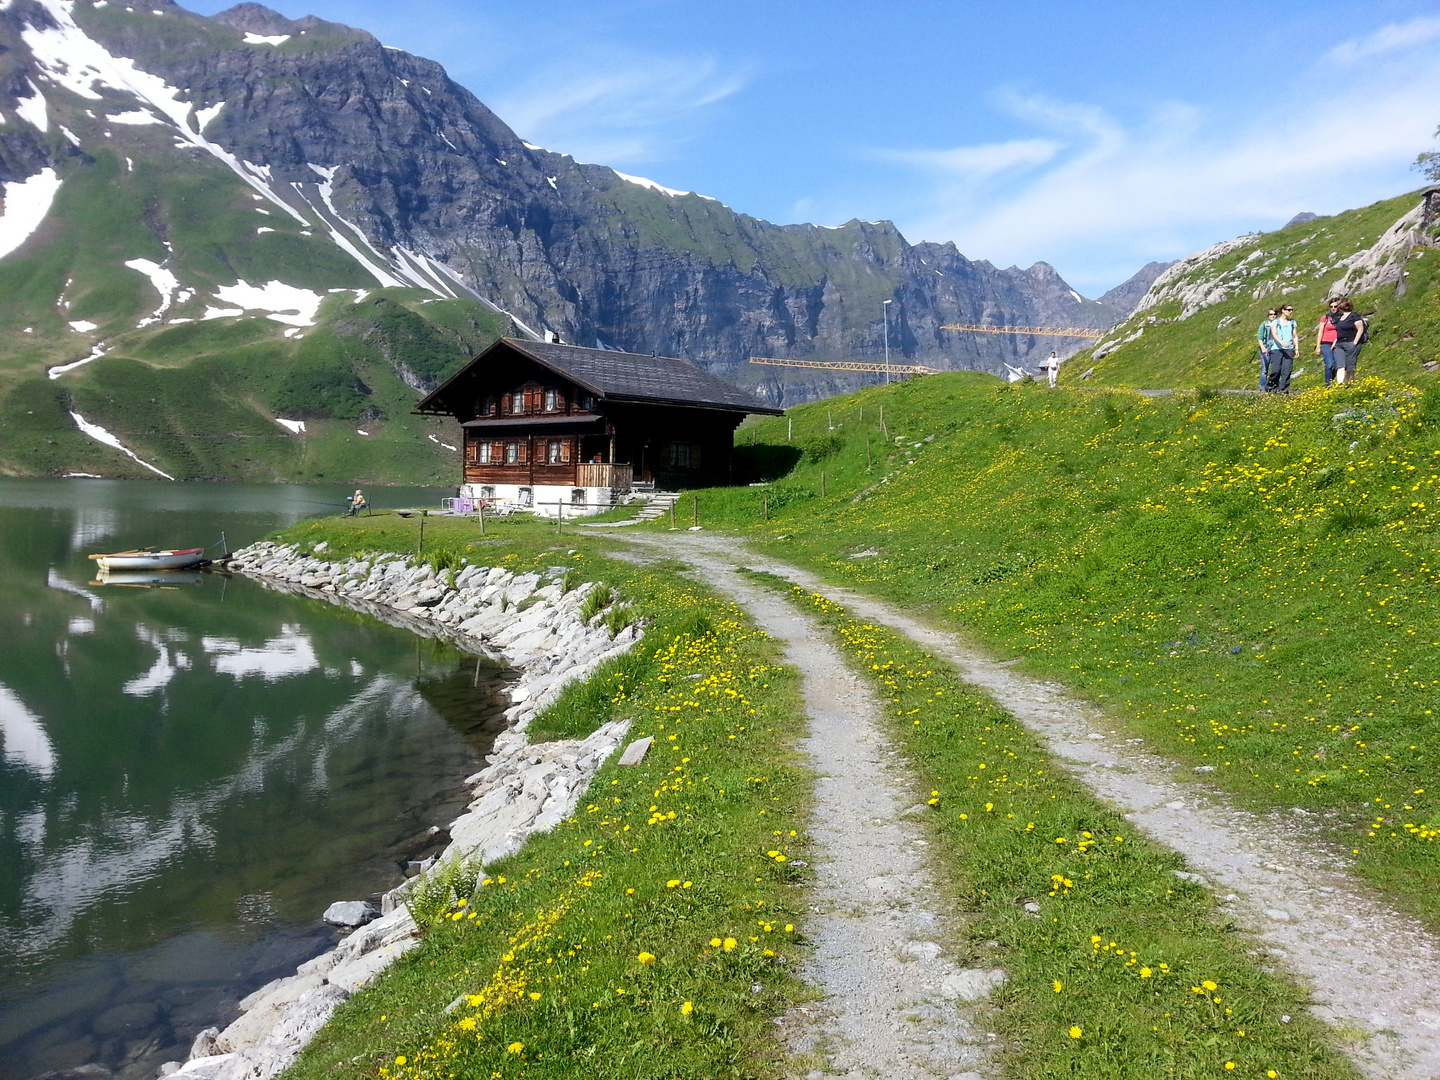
[575,462,632,491]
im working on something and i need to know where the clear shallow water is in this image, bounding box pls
[0,480,512,1080]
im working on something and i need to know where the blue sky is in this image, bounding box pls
[189,0,1440,296]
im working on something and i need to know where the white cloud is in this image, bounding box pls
[879,138,1061,179]
[491,53,750,166]
[1324,14,1440,64]
[880,23,1440,294]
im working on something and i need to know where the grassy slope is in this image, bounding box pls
[672,368,1440,928]
[1082,191,1438,390]
[258,513,1361,1080]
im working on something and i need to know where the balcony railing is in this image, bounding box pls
[575,463,633,491]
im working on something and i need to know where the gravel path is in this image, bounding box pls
[619,542,999,1080]
[618,532,1440,1080]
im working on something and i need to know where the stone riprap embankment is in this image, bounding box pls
[158,542,642,1080]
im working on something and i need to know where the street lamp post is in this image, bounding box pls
[882,299,893,385]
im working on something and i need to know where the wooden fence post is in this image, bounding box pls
[764,495,769,521]
[866,440,871,471]
[670,502,676,530]
[693,495,699,528]
[821,471,826,497]
[417,516,424,557]
[478,502,485,536]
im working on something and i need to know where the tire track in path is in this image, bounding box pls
[619,538,999,1080]
[619,533,1440,1080]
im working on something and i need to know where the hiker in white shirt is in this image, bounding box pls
[1042,351,1061,388]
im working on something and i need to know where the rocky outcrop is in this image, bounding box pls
[1098,260,1179,317]
[148,543,643,1079]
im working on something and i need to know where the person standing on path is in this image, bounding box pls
[1267,304,1299,393]
[1315,299,1340,387]
[1256,309,1277,390]
[1332,297,1366,384]
[1042,350,1060,388]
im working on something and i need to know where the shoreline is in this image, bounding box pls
[152,542,643,1080]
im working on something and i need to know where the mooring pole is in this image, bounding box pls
[417,516,424,557]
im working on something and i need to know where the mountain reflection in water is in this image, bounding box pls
[0,479,510,1080]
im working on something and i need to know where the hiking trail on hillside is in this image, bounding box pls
[619,532,1440,1080]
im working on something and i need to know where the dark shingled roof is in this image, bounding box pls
[416,338,782,416]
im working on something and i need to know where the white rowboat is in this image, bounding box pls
[88,547,207,571]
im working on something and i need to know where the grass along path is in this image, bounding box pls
[616,531,1438,1080]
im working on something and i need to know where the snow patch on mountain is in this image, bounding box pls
[243,31,290,45]
[213,280,323,326]
[69,410,175,479]
[48,342,108,378]
[0,168,62,261]
[14,79,48,131]
[125,258,179,326]
[108,109,160,125]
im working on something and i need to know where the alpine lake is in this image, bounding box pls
[0,479,516,1080]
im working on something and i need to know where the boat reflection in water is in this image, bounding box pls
[92,569,207,588]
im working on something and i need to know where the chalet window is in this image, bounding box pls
[511,391,525,415]
[570,488,587,505]
[505,441,521,464]
[546,439,571,464]
[544,388,558,412]
[477,393,494,416]
[668,442,701,468]
[479,486,495,500]
[478,443,491,464]
[582,395,596,411]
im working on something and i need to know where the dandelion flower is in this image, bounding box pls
[1140,967,1152,978]
[1202,980,1218,992]
[1225,1064,1236,1072]
[638,951,656,965]
[395,1056,407,1066]
[710,937,722,948]
[458,1016,476,1031]
[681,1001,693,1016]
[723,937,738,951]
[507,1042,524,1054]
[785,924,794,932]
[529,992,542,1000]
[1053,980,1063,992]
[666,879,680,888]
[1069,1026,1082,1039]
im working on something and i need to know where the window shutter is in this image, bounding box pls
[560,439,571,463]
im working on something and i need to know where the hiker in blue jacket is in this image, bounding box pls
[1256,309,1277,390]
[1267,304,1299,393]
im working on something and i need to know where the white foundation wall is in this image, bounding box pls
[460,482,623,517]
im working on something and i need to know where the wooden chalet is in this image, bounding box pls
[414,338,782,513]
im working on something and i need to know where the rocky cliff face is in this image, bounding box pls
[0,0,1122,407]
[1098,260,1178,318]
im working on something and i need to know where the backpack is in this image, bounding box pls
[1358,313,1371,345]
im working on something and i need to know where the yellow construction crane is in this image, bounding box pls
[941,323,1104,339]
[749,356,937,376]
